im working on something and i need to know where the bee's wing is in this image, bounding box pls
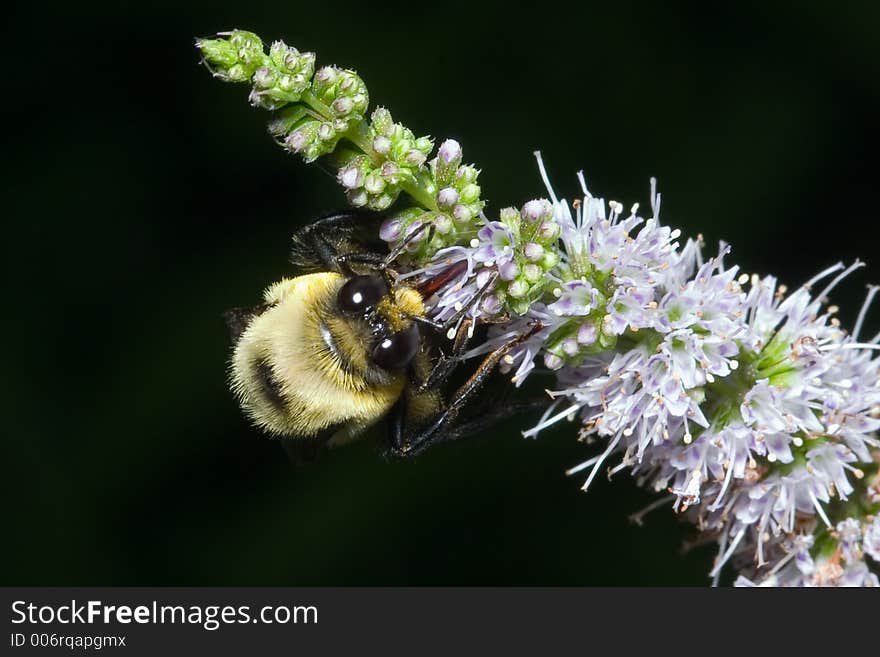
[222,304,269,344]
[289,211,386,273]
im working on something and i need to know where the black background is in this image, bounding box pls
[3,1,879,585]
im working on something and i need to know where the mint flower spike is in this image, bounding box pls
[196,30,484,253]
[404,151,880,587]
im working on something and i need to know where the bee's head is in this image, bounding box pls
[229,272,421,439]
[335,273,424,371]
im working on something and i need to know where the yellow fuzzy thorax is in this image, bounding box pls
[230,272,406,442]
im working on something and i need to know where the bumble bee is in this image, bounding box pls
[224,211,541,460]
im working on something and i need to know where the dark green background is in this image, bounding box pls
[4,1,879,585]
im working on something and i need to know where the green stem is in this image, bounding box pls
[400,179,439,212]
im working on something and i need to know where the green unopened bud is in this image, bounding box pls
[285,121,318,154]
[373,135,392,155]
[372,107,393,135]
[370,192,395,211]
[304,143,325,161]
[460,183,481,204]
[523,264,543,283]
[332,96,354,115]
[455,165,478,185]
[433,139,462,187]
[508,279,529,298]
[317,122,336,141]
[499,207,521,231]
[278,73,306,93]
[364,172,386,195]
[312,66,338,96]
[405,149,427,167]
[433,213,453,234]
[230,30,263,58]
[253,66,275,89]
[598,330,617,350]
[523,242,544,262]
[198,30,266,81]
[392,138,414,160]
[339,75,357,93]
[197,38,237,69]
[286,120,336,161]
[509,298,531,316]
[381,162,402,184]
[537,220,561,242]
[541,250,560,270]
[452,204,473,224]
[347,188,368,207]
[522,198,554,223]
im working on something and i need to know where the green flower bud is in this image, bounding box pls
[253,66,275,89]
[433,213,453,234]
[523,242,544,262]
[196,38,237,69]
[541,250,560,270]
[285,121,319,154]
[508,279,529,298]
[452,204,473,224]
[598,329,617,350]
[198,30,266,82]
[332,96,354,115]
[523,264,543,283]
[347,188,368,207]
[317,122,336,141]
[371,107,393,135]
[364,172,386,194]
[537,220,561,242]
[370,192,395,211]
[509,298,531,316]
[455,165,478,185]
[460,183,481,204]
[433,139,462,187]
[230,30,264,63]
[499,207,521,231]
[405,149,427,167]
[312,66,339,96]
[373,134,392,155]
[522,198,554,223]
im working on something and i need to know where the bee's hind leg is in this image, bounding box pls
[389,322,543,458]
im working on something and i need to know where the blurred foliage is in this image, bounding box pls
[2,0,879,585]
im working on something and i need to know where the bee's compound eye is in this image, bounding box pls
[337,275,388,314]
[372,324,420,370]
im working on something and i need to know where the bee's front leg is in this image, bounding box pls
[389,322,543,458]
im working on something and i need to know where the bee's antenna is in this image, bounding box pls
[384,222,433,266]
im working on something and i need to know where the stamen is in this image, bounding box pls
[815,260,864,302]
[853,285,880,341]
[580,433,623,491]
[802,261,844,290]
[533,151,558,205]
[522,403,582,439]
[709,527,746,578]
[809,492,832,527]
